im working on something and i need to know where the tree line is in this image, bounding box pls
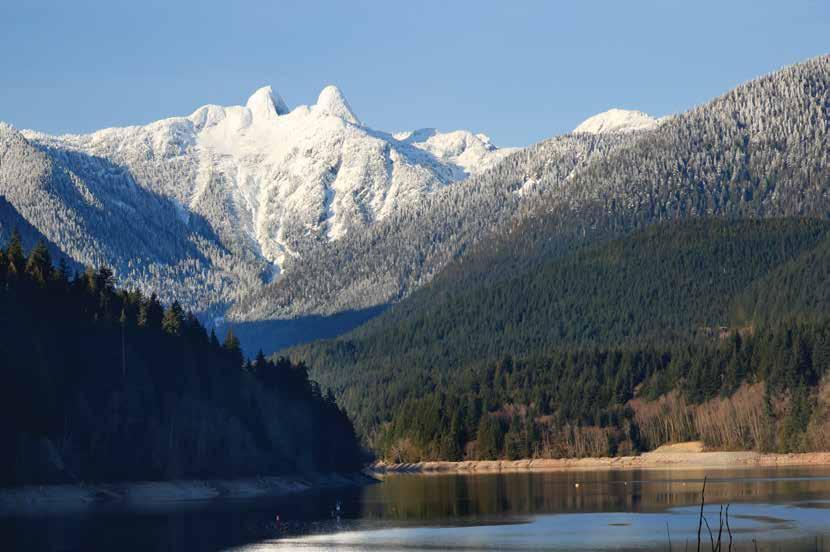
[294,218,830,439]
[375,318,830,462]
[0,230,366,486]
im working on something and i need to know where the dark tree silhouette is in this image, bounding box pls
[0,236,366,486]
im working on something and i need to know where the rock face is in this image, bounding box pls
[0,86,513,312]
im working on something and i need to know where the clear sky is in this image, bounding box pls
[1,0,827,147]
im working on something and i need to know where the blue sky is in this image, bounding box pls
[1,0,827,146]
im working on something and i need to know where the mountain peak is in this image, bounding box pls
[246,85,289,120]
[573,108,658,134]
[315,85,360,124]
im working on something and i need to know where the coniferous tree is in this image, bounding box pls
[24,241,52,286]
[223,328,243,367]
[254,349,267,371]
[138,293,164,328]
[52,257,69,288]
[209,328,221,349]
[0,236,366,484]
[162,300,184,336]
[504,416,527,460]
[5,229,24,277]
[476,415,503,459]
[441,412,464,461]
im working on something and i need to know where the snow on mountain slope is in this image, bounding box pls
[573,108,658,134]
[22,85,509,267]
[228,132,634,321]
[394,129,517,178]
[0,121,260,312]
[2,86,511,313]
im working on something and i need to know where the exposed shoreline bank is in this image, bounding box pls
[0,472,376,515]
[371,449,830,475]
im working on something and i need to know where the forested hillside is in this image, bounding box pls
[396,55,830,312]
[374,319,830,462]
[0,232,365,486]
[235,55,829,325]
[229,132,632,320]
[734,233,830,325]
[290,218,830,450]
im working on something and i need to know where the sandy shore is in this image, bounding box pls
[0,472,375,515]
[371,446,830,474]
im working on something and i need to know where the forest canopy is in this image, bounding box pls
[290,218,830,461]
[0,231,366,486]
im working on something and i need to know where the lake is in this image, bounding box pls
[2,467,829,551]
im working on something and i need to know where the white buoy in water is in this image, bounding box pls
[574,483,580,488]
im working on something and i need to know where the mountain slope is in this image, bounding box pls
[0,122,245,310]
[2,87,511,313]
[290,218,830,435]
[378,55,830,324]
[374,317,830,462]
[229,131,642,320]
[734,231,830,324]
[234,56,830,326]
[286,56,830,436]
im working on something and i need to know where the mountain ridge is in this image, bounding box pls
[1,85,514,314]
[231,56,830,326]
[284,55,830,436]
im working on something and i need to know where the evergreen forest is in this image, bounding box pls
[0,231,365,485]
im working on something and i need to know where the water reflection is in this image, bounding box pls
[361,467,830,521]
[264,504,829,552]
[1,467,829,551]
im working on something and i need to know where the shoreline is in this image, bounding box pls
[0,472,376,515]
[370,450,830,474]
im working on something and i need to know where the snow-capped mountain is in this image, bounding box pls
[572,108,658,134]
[1,85,513,312]
[227,131,632,321]
[24,85,512,267]
[229,56,830,328]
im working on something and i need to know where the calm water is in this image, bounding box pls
[2,467,830,551]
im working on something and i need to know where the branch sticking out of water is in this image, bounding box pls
[704,515,715,551]
[694,475,735,552]
[667,521,672,551]
[697,476,707,552]
[725,505,733,552]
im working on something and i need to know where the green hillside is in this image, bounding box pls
[290,218,830,440]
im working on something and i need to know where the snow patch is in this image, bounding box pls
[573,109,658,134]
